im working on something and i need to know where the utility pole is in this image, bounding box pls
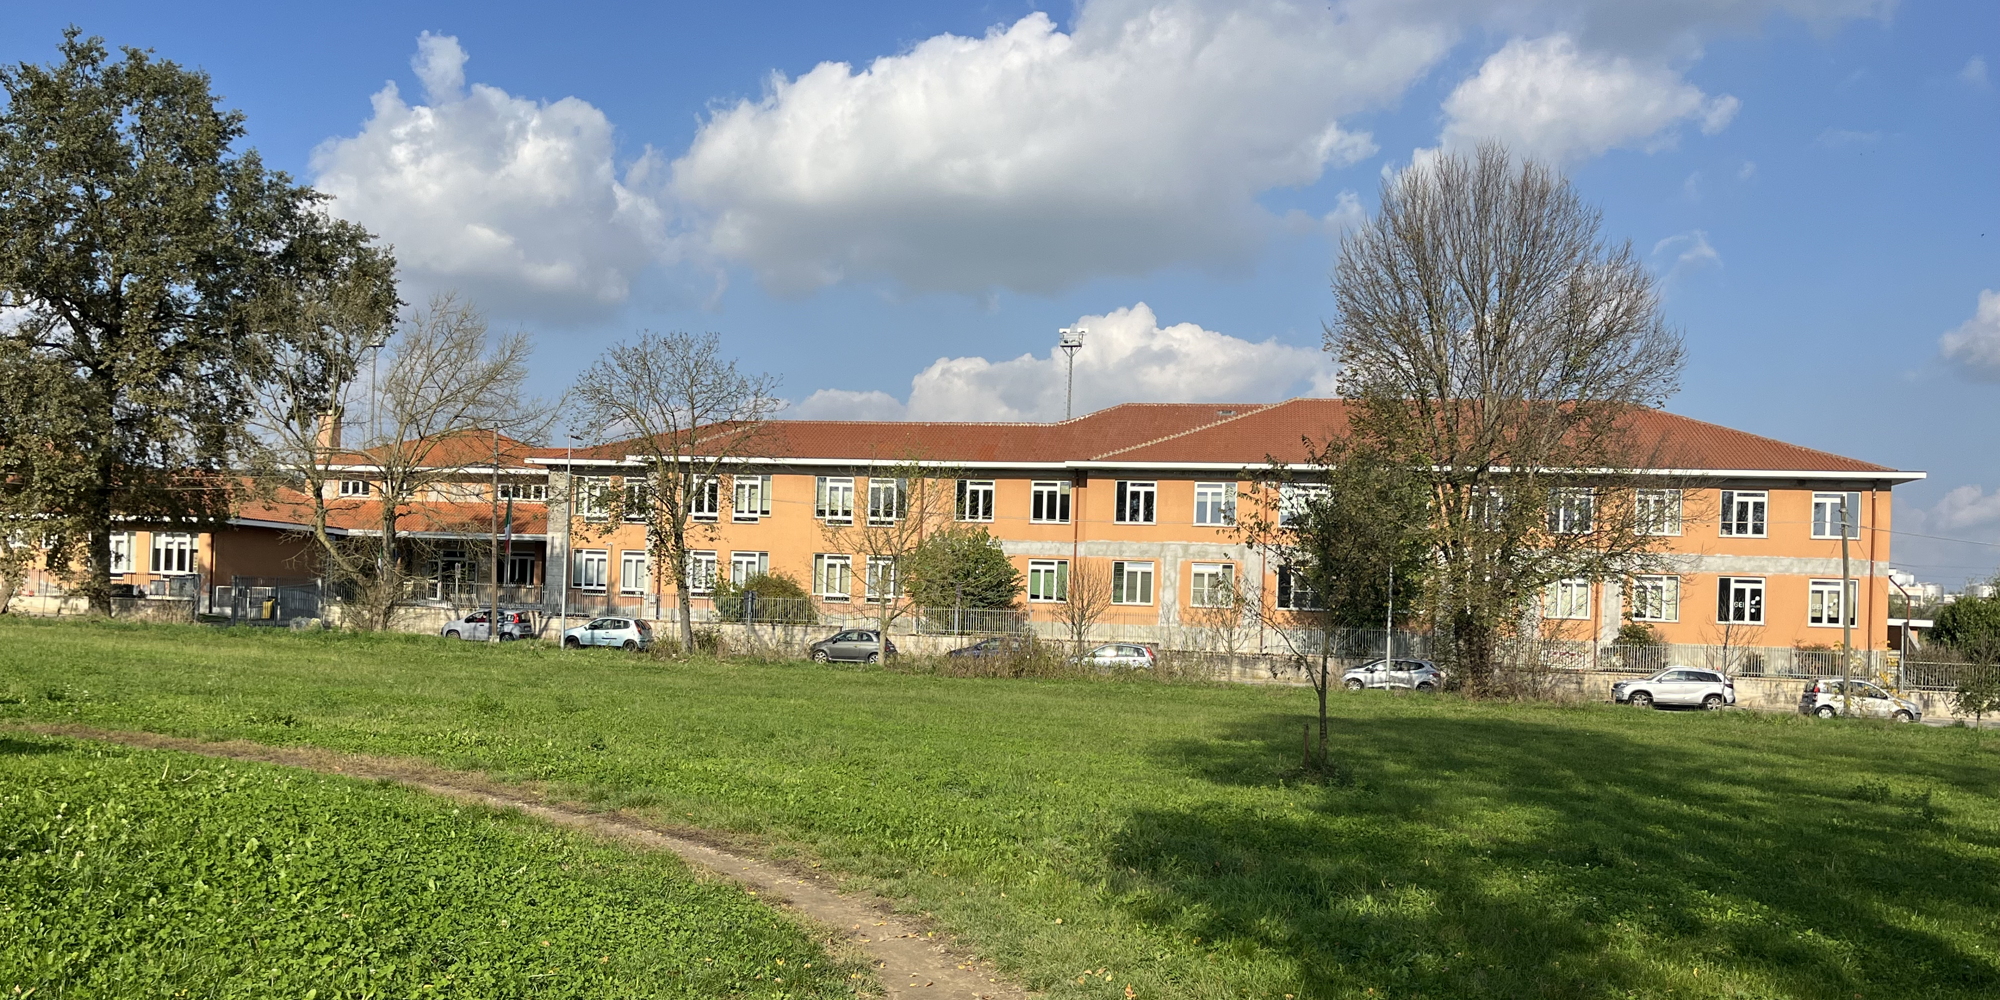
[558,434,577,648]
[1059,327,1085,420]
[1841,495,1854,714]
[490,427,503,643]
[1384,561,1394,666]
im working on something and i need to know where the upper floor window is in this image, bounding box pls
[151,532,195,575]
[733,475,772,522]
[495,481,545,502]
[1635,489,1682,536]
[1812,492,1862,539]
[1030,481,1071,524]
[956,480,995,522]
[869,478,906,525]
[1542,578,1592,620]
[816,477,855,524]
[1115,481,1156,524]
[1628,575,1680,623]
[1720,490,1767,537]
[729,551,769,586]
[1548,489,1594,534]
[577,476,611,521]
[689,477,721,522]
[108,531,135,575]
[624,479,651,523]
[1193,483,1237,527]
[338,479,372,497]
[1717,576,1765,624]
[1279,483,1327,527]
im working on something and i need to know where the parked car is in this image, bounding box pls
[946,635,1035,659]
[1077,643,1156,670]
[1341,659,1444,691]
[441,610,532,642]
[808,629,896,663]
[561,617,652,650]
[1612,667,1736,710]
[1798,678,1922,721]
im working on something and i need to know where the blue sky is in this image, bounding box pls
[5,1,1997,583]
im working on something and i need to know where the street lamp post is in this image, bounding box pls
[558,433,580,648]
[1059,327,1085,419]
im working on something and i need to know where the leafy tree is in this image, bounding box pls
[712,571,815,624]
[0,30,396,614]
[904,527,1021,610]
[1932,592,2000,652]
[1952,663,2000,733]
[1616,621,1662,646]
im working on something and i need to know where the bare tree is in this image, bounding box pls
[820,460,961,661]
[571,331,780,653]
[1185,573,1254,659]
[1057,556,1114,655]
[1329,144,1687,694]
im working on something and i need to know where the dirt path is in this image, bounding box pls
[20,723,1029,1000]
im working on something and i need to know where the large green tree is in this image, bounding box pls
[905,527,1022,611]
[0,30,395,613]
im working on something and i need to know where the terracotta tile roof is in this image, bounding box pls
[333,431,539,470]
[234,497,550,536]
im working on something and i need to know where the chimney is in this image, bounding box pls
[315,412,342,450]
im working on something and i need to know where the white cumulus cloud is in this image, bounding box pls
[311,33,666,317]
[1927,485,2000,533]
[1940,289,2000,382]
[668,1,1452,295]
[1438,34,1738,163]
[786,302,1333,422]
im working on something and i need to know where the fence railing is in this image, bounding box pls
[408,581,543,607]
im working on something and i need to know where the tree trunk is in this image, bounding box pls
[1454,611,1492,696]
[0,573,18,615]
[83,483,115,616]
[670,524,695,654]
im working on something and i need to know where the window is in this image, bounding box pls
[865,556,898,602]
[108,532,135,575]
[1548,489,1594,534]
[624,478,651,523]
[1030,481,1071,524]
[1472,486,1508,528]
[1716,576,1765,624]
[1629,575,1680,623]
[1111,560,1154,605]
[150,533,195,575]
[427,481,484,502]
[1193,483,1237,527]
[868,478,906,525]
[682,551,717,596]
[729,551,769,586]
[813,554,853,601]
[1115,481,1156,524]
[1542,578,1592,620]
[1028,559,1069,602]
[1812,492,1862,539]
[620,550,654,595]
[1190,563,1236,607]
[1635,489,1682,536]
[496,481,546,502]
[573,549,609,592]
[689,477,721,522]
[1275,565,1322,610]
[338,479,372,497]
[1279,483,1327,527]
[956,480,995,522]
[577,477,611,521]
[1720,490,1767,537]
[1808,578,1857,627]
[815,477,855,524]
[732,475,773,522]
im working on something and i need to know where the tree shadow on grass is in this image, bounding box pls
[1110,710,2000,999]
[0,736,67,756]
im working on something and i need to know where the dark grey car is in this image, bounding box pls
[808,629,896,663]
[947,636,1034,659]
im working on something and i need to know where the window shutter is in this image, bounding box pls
[1717,578,1731,621]
[1115,481,1129,521]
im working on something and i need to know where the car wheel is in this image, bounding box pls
[865,652,880,664]
[622,639,638,651]
[1629,691,1653,708]
[1814,704,1838,719]
[563,637,579,649]
[1344,678,1365,692]
[811,649,830,663]
[499,633,516,642]
[1702,694,1724,711]
[1892,710,1914,723]
[1416,681,1437,692]
[445,629,460,640]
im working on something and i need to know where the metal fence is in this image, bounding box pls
[223,577,323,626]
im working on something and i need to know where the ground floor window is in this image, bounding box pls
[574,549,609,592]
[1275,565,1322,610]
[1808,578,1856,627]
[150,532,195,575]
[730,551,769,585]
[1717,576,1765,624]
[1542,578,1592,620]
[108,532,135,575]
[814,554,852,601]
[1028,559,1068,602]
[502,554,536,586]
[865,556,898,602]
[1189,563,1235,607]
[1111,560,1154,605]
[1628,575,1680,622]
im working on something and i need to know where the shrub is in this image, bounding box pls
[904,527,1022,610]
[711,572,815,624]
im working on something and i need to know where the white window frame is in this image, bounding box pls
[956,480,995,522]
[732,475,773,522]
[1027,559,1069,603]
[868,478,906,526]
[502,553,536,587]
[865,556,898,603]
[689,477,721,522]
[1189,562,1236,608]
[573,549,609,592]
[1278,483,1327,527]
[624,478,651,524]
[1628,575,1680,623]
[577,477,611,522]
[1635,489,1683,536]
[1548,489,1594,535]
[1115,481,1157,524]
[1542,578,1592,620]
[620,550,654,596]
[1275,564,1322,610]
[1808,578,1857,627]
[1111,560,1154,605]
[682,550,717,596]
[1030,481,1071,524]
[816,477,855,525]
[495,481,546,502]
[1720,490,1767,538]
[108,531,135,575]
[150,532,196,575]
[1811,492,1862,540]
[338,479,372,497]
[813,554,853,601]
[729,551,769,586]
[1717,576,1765,624]
[1193,483,1237,527]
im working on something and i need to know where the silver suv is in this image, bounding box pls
[1798,678,1922,722]
[1613,667,1735,710]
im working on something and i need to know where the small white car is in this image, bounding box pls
[1613,667,1736,710]
[1798,678,1922,722]
[1342,659,1444,691]
[562,617,653,650]
[440,610,531,642]
[1079,643,1156,670]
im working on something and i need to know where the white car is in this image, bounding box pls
[1798,678,1922,722]
[1078,643,1156,670]
[562,617,653,650]
[1342,659,1443,691]
[440,610,531,642]
[1612,667,1736,710]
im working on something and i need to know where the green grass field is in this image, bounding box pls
[4,616,2000,1000]
[1,731,859,999]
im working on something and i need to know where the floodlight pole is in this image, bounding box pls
[1059,327,1085,419]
